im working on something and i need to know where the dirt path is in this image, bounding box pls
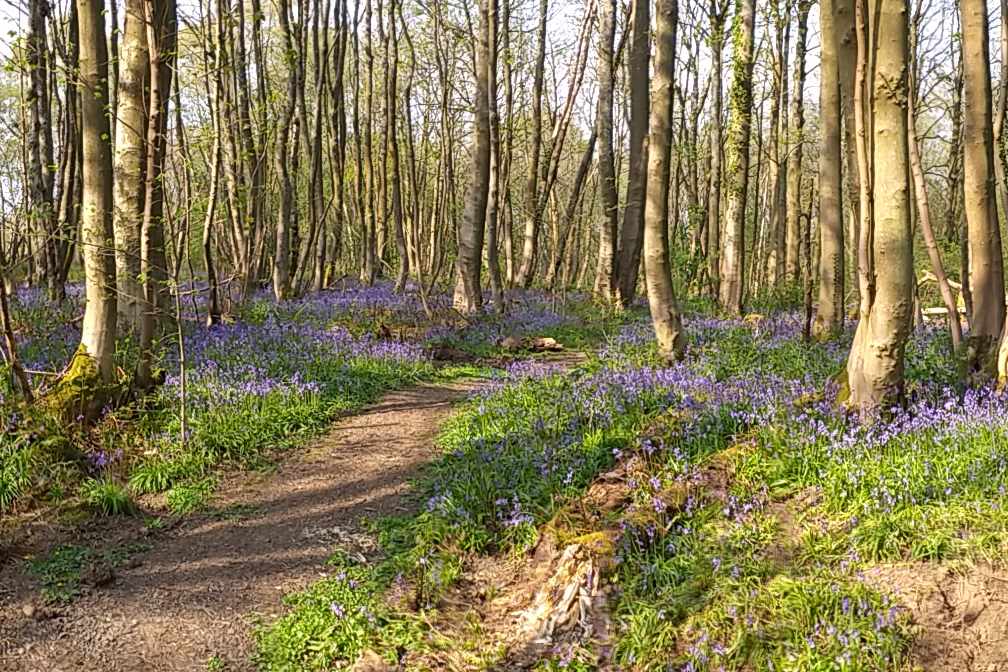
[0,379,481,672]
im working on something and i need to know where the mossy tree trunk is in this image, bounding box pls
[54,0,119,421]
[718,0,755,315]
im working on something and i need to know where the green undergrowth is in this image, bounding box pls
[255,314,996,671]
[26,540,151,604]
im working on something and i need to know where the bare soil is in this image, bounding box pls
[865,561,1008,672]
[0,380,480,672]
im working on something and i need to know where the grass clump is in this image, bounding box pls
[254,552,422,672]
[80,476,136,516]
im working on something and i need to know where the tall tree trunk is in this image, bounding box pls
[707,0,726,299]
[453,0,491,313]
[644,0,686,362]
[845,0,913,410]
[765,0,785,286]
[65,0,118,405]
[515,0,548,287]
[961,0,1006,371]
[137,0,176,389]
[112,0,148,331]
[593,0,619,302]
[718,0,755,314]
[486,0,504,309]
[272,0,299,301]
[786,0,810,287]
[387,0,409,291]
[617,0,650,306]
[836,0,860,313]
[27,0,57,300]
[814,0,844,338]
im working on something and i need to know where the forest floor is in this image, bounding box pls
[6,285,1008,671]
[0,378,486,671]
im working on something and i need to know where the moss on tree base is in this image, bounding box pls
[44,345,119,424]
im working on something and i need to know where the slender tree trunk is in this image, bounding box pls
[66,0,118,402]
[718,0,755,314]
[766,0,785,286]
[814,0,844,338]
[453,0,491,313]
[617,0,650,306]
[707,0,726,299]
[486,0,504,309]
[137,0,176,389]
[786,0,810,287]
[908,77,963,352]
[515,0,548,287]
[112,0,148,331]
[645,0,686,362]
[27,0,57,300]
[593,0,619,302]
[387,0,408,291]
[836,0,860,314]
[272,0,299,301]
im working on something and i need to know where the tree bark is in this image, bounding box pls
[112,0,148,331]
[845,0,913,411]
[453,0,491,313]
[961,0,1006,371]
[69,0,118,394]
[593,0,619,302]
[617,0,651,306]
[718,0,755,314]
[814,0,844,338]
[644,0,686,362]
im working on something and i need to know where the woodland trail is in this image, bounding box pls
[0,379,483,672]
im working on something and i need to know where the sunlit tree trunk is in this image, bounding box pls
[63,0,118,403]
[845,0,913,410]
[593,0,618,302]
[112,0,148,331]
[718,0,755,315]
[617,0,650,306]
[961,0,1006,371]
[786,0,810,287]
[644,0,685,362]
[707,0,727,299]
[814,0,844,338]
[453,0,491,313]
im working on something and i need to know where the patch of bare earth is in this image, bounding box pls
[403,458,634,671]
[0,380,479,672]
[865,562,1008,672]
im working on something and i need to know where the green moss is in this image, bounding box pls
[43,345,118,424]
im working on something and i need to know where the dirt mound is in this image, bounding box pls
[865,562,1008,672]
